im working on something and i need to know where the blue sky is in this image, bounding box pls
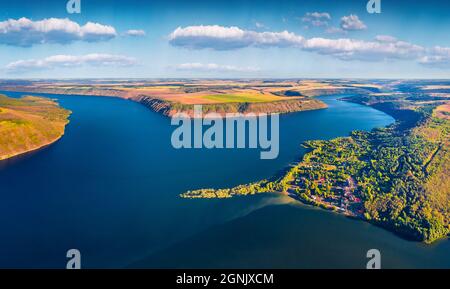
[0,0,449,79]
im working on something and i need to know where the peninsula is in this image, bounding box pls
[0,94,71,161]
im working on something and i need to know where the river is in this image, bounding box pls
[0,91,448,268]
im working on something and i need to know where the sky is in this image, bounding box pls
[0,0,449,79]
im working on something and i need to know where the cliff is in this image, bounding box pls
[133,95,327,117]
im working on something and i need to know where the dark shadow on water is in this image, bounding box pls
[0,141,59,170]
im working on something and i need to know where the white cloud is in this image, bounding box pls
[255,22,266,29]
[375,35,398,43]
[325,26,347,35]
[340,14,367,31]
[0,17,117,46]
[419,46,450,68]
[303,37,424,61]
[168,25,304,50]
[301,12,331,27]
[168,25,424,61]
[125,29,146,37]
[168,25,450,69]
[172,63,260,73]
[6,54,137,72]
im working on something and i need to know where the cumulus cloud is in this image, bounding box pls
[172,63,259,73]
[168,25,423,61]
[167,25,450,68]
[340,14,367,31]
[6,54,137,72]
[301,12,331,27]
[0,17,117,46]
[125,29,146,37]
[303,37,424,61]
[168,25,304,50]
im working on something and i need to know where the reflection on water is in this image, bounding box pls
[135,203,450,269]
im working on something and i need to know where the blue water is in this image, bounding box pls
[1,91,448,268]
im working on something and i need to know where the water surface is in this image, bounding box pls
[1,91,447,268]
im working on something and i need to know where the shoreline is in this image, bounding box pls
[284,192,450,245]
[0,132,66,162]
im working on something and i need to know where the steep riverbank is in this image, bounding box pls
[133,95,327,117]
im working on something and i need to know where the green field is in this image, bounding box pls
[201,93,286,103]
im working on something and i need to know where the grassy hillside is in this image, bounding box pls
[0,94,71,160]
